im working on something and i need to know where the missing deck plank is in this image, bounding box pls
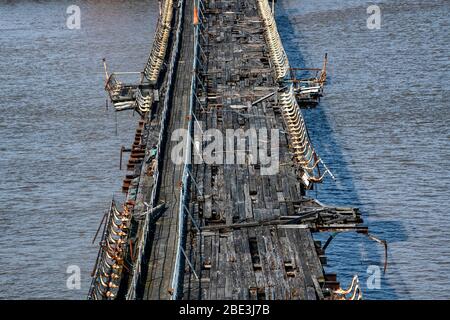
[248,237,262,271]
[249,287,266,300]
[284,261,296,278]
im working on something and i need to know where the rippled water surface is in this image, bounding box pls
[0,0,158,299]
[0,0,449,299]
[277,0,449,299]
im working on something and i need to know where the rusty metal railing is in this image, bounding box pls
[257,0,333,188]
[125,0,184,300]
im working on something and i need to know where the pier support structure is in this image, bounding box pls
[88,0,385,301]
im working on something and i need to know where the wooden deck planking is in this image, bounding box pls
[142,0,195,300]
[124,0,329,301]
[180,0,326,300]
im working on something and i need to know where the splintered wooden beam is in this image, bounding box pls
[200,208,364,232]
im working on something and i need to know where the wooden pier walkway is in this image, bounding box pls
[182,0,326,300]
[142,0,195,300]
[89,0,372,301]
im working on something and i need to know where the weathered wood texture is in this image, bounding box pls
[141,0,195,300]
[182,0,325,300]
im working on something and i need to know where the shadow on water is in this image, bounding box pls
[275,2,409,299]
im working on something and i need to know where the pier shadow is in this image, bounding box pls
[275,2,409,299]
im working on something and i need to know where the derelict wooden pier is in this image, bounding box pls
[88,0,375,301]
[184,0,325,300]
[141,0,195,300]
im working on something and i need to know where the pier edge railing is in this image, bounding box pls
[170,0,206,300]
[256,0,333,188]
[87,0,179,300]
[125,0,185,300]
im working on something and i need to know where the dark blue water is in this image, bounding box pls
[0,0,158,299]
[277,0,450,299]
[0,0,448,299]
